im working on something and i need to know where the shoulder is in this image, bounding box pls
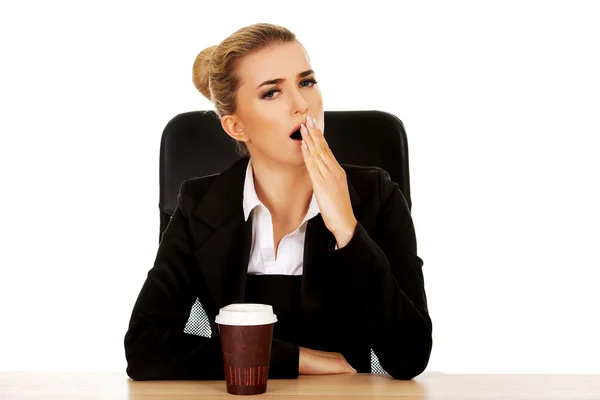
[181,173,219,197]
[342,164,382,183]
[175,174,219,213]
[342,164,400,205]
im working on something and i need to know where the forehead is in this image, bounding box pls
[237,42,312,86]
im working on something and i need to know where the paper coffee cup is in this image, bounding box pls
[216,304,277,395]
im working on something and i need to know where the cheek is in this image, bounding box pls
[309,88,324,110]
[247,101,271,127]
[246,101,286,140]
[255,105,282,128]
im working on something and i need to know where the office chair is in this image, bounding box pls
[159,110,413,374]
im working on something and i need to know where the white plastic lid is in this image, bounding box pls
[215,303,278,326]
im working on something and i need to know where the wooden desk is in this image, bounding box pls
[1,372,599,399]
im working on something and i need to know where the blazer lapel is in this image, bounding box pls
[300,176,362,320]
[192,157,252,314]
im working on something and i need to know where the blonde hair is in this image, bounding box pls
[192,23,297,156]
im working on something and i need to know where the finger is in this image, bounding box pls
[301,124,333,178]
[300,123,317,154]
[304,117,328,159]
[305,117,338,171]
[301,124,328,179]
[301,138,324,180]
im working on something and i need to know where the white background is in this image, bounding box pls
[1,0,599,374]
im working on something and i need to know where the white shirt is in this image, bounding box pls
[243,161,321,276]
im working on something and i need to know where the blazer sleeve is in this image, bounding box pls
[124,181,300,380]
[330,169,433,380]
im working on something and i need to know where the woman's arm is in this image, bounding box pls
[330,169,433,380]
[297,116,431,379]
[124,181,299,380]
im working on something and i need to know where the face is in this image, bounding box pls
[221,41,324,167]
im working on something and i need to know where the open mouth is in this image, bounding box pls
[290,128,302,140]
[289,124,302,141]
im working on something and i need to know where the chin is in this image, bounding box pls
[252,141,305,168]
[264,151,304,170]
[281,152,306,168]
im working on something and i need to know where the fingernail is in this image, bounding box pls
[312,117,317,126]
[300,124,308,135]
[302,140,307,149]
[307,116,314,128]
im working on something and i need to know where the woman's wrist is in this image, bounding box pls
[333,219,358,249]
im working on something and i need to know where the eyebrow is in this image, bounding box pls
[256,69,315,90]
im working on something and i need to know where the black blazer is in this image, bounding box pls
[124,157,432,381]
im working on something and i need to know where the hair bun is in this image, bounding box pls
[192,45,217,100]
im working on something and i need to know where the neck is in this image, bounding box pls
[249,157,313,224]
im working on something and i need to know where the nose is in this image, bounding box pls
[289,86,309,117]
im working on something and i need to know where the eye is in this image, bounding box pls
[300,78,318,88]
[262,89,280,99]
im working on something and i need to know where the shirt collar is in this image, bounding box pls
[242,160,321,222]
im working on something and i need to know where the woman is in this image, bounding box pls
[124,23,432,381]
